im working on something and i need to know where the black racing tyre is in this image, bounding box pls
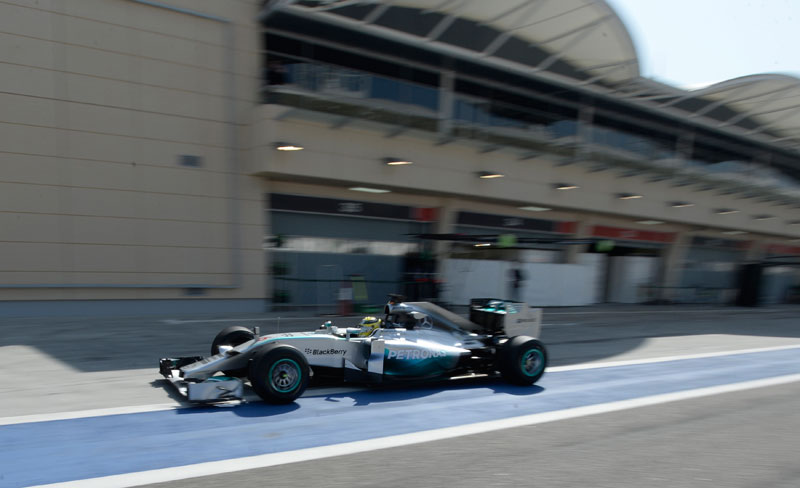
[498,336,547,386]
[211,325,256,377]
[248,344,310,404]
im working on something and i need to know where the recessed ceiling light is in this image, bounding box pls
[474,243,491,247]
[670,202,694,208]
[477,171,504,179]
[518,206,551,212]
[349,187,390,193]
[384,158,413,166]
[617,193,643,200]
[722,230,748,235]
[274,142,304,151]
[554,183,579,190]
[637,220,664,225]
[753,215,775,221]
[715,209,739,215]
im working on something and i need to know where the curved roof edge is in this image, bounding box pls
[265,0,800,154]
[271,0,642,85]
[700,74,800,148]
[623,73,800,151]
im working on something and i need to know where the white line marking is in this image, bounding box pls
[0,404,183,426]
[0,388,366,426]
[31,373,800,488]
[547,344,800,372]
[5,344,800,427]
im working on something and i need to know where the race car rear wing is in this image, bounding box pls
[469,298,542,338]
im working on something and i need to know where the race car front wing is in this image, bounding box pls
[159,357,244,403]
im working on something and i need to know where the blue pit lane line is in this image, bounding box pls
[2,348,800,487]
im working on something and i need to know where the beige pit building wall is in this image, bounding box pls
[1,0,267,313]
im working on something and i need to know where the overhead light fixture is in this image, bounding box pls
[274,142,304,151]
[474,243,491,247]
[476,171,504,179]
[722,230,748,235]
[349,187,390,193]
[554,183,579,190]
[518,206,551,212]
[715,209,739,215]
[670,202,694,208]
[383,157,413,166]
[617,193,643,200]
[637,220,664,225]
[753,215,775,221]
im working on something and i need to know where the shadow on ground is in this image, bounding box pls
[162,376,544,417]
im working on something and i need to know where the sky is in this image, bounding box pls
[605,0,800,90]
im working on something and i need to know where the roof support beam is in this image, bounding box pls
[529,15,613,73]
[362,1,395,25]
[422,0,463,15]
[687,84,797,119]
[719,101,800,128]
[481,1,549,57]
[578,59,637,85]
[657,81,756,109]
[746,106,800,136]
[425,0,470,40]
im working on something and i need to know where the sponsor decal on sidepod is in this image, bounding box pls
[304,348,347,356]
[387,349,448,360]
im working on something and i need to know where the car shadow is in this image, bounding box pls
[312,377,545,407]
[153,376,545,416]
[170,400,301,418]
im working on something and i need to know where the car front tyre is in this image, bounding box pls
[248,344,310,404]
[499,336,547,386]
[211,325,256,377]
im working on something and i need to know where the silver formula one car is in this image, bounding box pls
[159,296,547,404]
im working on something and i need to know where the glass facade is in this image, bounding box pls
[262,28,800,189]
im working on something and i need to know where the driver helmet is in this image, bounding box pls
[358,316,382,337]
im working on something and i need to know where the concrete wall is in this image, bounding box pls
[441,257,603,307]
[607,256,660,304]
[0,0,266,309]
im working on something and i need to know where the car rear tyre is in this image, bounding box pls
[211,325,256,377]
[248,344,310,404]
[499,336,547,386]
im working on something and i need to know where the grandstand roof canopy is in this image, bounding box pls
[267,0,640,84]
[263,0,800,154]
[693,75,800,150]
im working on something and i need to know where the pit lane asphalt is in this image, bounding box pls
[1,304,799,487]
[1,304,799,418]
[138,382,800,488]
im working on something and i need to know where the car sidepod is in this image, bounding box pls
[382,338,467,379]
